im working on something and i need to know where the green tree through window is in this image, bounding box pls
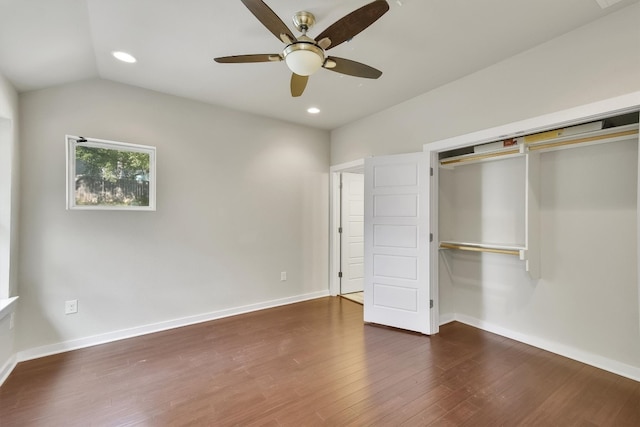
[67,137,155,210]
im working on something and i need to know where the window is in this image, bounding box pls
[66,135,156,210]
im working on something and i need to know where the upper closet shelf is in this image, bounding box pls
[527,123,638,152]
[440,142,525,167]
[439,122,639,168]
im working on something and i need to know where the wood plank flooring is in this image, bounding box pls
[340,292,363,305]
[1,297,638,426]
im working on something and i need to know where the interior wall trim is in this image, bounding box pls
[0,353,17,387]
[329,158,365,296]
[13,290,330,367]
[453,313,640,382]
[438,313,456,326]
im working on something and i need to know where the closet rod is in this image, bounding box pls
[439,242,521,256]
[440,148,520,165]
[528,128,639,152]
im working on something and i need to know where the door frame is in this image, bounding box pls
[329,159,364,296]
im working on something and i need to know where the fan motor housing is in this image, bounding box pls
[293,11,315,32]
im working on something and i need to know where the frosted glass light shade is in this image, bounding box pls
[283,42,324,76]
[285,49,323,76]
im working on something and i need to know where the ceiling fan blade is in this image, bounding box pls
[291,73,309,97]
[241,0,296,44]
[324,57,382,79]
[214,54,282,63]
[315,0,389,50]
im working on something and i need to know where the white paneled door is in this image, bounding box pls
[364,152,433,334]
[340,173,365,294]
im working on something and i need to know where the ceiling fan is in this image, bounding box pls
[214,0,390,97]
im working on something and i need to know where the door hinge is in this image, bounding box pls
[338,227,343,234]
[430,233,433,242]
[430,299,434,309]
[338,272,343,278]
[430,167,434,176]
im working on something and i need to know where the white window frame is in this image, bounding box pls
[65,135,156,211]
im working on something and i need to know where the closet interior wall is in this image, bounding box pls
[437,113,640,372]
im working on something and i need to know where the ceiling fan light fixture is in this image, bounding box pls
[284,43,324,76]
[213,1,389,97]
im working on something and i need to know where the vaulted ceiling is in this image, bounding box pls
[1,0,638,129]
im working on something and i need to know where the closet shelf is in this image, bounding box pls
[437,114,638,283]
[439,123,639,167]
[439,240,525,257]
[527,123,638,152]
[440,146,523,167]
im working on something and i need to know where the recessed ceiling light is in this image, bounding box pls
[112,51,137,63]
[307,107,321,114]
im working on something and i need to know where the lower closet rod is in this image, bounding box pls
[439,243,521,256]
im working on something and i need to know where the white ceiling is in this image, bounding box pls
[1,0,638,130]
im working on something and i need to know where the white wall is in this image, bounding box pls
[331,3,640,164]
[0,71,19,378]
[17,78,330,353]
[331,3,640,375]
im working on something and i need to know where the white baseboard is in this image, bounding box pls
[0,354,17,386]
[453,313,640,382]
[16,290,330,364]
[439,312,456,326]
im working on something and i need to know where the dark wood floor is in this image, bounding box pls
[1,297,639,426]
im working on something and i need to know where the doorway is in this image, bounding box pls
[330,153,436,334]
[340,171,364,303]
[329,159,364,300]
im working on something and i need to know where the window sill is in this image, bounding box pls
[0,296,18,321]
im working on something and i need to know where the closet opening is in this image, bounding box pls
[436,110,639,278]
[426,100,640,379]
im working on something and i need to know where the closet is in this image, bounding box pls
[434,109,640,373]
[438,112,639,279]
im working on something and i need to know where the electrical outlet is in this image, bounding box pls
[65,299,78,315]
[280,271,287,281]
[9,312,15,330]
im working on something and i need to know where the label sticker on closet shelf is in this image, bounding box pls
[473,138,521,153]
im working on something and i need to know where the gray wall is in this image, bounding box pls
[330,4,640,373]
[17,78,330,352]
